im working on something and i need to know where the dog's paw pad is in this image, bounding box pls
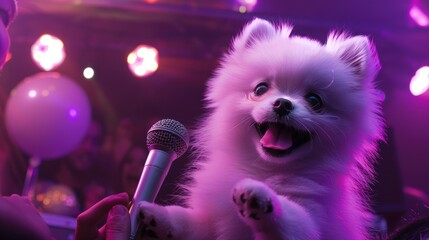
[232,179,276,222]
[138,202,175,239]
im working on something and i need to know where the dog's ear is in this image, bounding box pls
[233,18,276,51]
[326,34,380,81]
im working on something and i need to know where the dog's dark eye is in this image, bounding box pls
[306,93,323,112]
[254,83,269,96]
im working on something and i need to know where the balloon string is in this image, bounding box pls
[22,157,41,197]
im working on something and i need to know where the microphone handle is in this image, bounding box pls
[129,149,176,240]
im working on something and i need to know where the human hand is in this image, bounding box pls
[75,192,130,240]
[0,194,51,240]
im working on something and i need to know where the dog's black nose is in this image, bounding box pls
[273,98,294,117]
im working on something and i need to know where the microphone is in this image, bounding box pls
[129,119,189,240]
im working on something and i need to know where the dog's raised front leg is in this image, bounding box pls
[137,202,210,240]
[232,178,320,240]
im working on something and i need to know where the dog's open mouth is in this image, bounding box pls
[255,122,311,157]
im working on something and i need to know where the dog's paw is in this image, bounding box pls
[232,178,278,225]
[138,202,175,239]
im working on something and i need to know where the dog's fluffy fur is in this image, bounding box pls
[138,18,384,240]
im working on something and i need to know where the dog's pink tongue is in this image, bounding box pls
[260,124,293,150]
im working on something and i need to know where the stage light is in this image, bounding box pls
[31,34,66,71]
[236,0,257,13]
[127,45,159,78]
[410,66,429,96]
[83,67,95,80]
[410,0,429,27]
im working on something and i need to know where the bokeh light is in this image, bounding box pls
[32,182,79,216]
[236,0,258,13]
[83,67,95,80]
[28,90,37,98]
[410,5,429,26]
[410,0,429,27]
[31,34,66,71]
[127,45,159,78]
[410,66,429,96]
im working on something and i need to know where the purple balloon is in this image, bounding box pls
[5,72,91,160]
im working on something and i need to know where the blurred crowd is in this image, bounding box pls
[0,112,153,217]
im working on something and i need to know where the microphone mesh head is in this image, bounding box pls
[147,119,189,158]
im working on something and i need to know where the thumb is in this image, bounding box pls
[105,205,130,240]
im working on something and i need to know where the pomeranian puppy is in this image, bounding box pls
[138,18,384,240]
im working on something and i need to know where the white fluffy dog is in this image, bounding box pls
[137,18,384,240]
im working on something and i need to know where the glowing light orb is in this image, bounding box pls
[410,66,429,96]
[127,45,159,78]
[83,67,95,79]
[31,34,66,71]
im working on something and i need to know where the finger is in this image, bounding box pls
[75,193,129,240]
[105,205,131,240]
